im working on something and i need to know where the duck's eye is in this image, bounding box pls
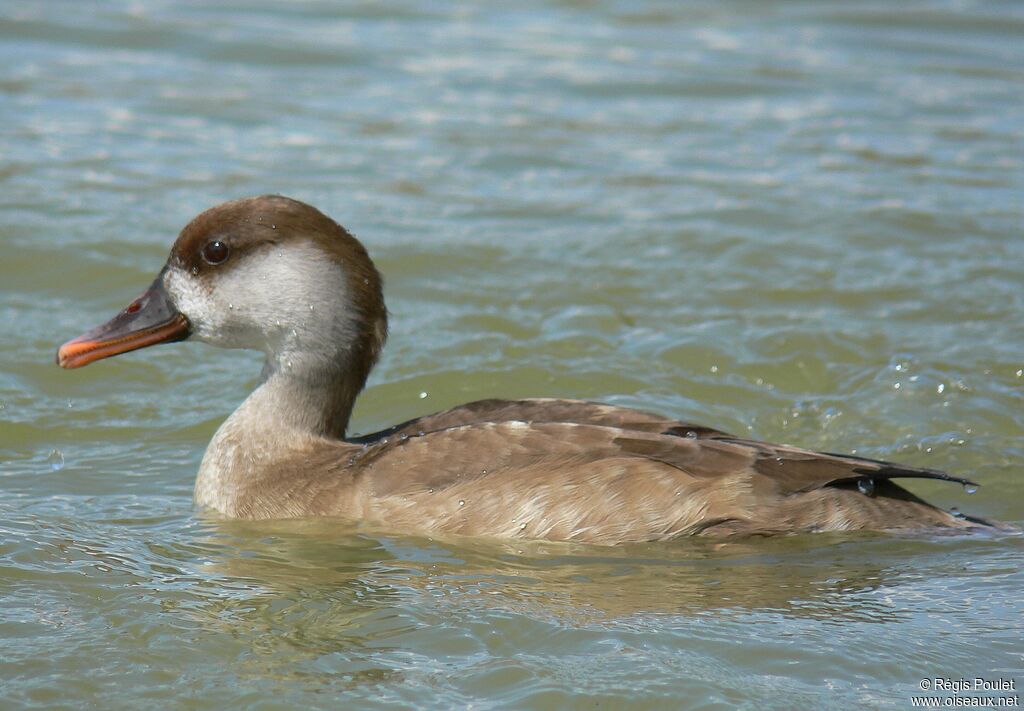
[201,240,230,265]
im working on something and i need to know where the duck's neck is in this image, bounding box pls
[255,358,362,439]
[193,352,371,514]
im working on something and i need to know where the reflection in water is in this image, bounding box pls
[195,519,916,623]
[163,520,1022,701]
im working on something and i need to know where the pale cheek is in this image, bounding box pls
[163,244,356,356]
[164,268,228,343]
[166,265,283,351]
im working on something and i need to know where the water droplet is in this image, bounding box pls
[428,488,434,493]
[46,449,64,471]
[285,360,292,369]
[271,224,276,229]
[417,431,425,437]
[381,438,389,445]
[857,478,876,497]
[519,522,526,530]
[399,434,409,442]
[458,500,465,507]
[710,365,718,373]
[228,303,234,311]
[190,266,199,275]
[963,483,978,495]
[684,430,698,439]
[67,400,74,409]
[346,457,356,466]
[893,382,901,390]
[937,383,945,394]
[950,507,965,519]
[309,304,315,311]
[419,391,428,399]
[363,278,369,285]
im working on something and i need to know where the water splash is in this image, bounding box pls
[46,449,65,471]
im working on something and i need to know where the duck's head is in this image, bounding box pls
[57,195,387,390]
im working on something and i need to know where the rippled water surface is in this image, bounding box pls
[2,1,1023,708]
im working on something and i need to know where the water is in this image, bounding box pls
[2,1,1023,708]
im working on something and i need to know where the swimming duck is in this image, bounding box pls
[57,196,1000,543]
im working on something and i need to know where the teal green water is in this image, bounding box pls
[2,1,1023,708]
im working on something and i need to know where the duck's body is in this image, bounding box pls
[58,196,1002,543]
[195,394,981,542]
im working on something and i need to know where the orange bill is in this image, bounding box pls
[57,275,191,369]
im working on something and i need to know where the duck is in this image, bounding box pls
[57,195,1003,543]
